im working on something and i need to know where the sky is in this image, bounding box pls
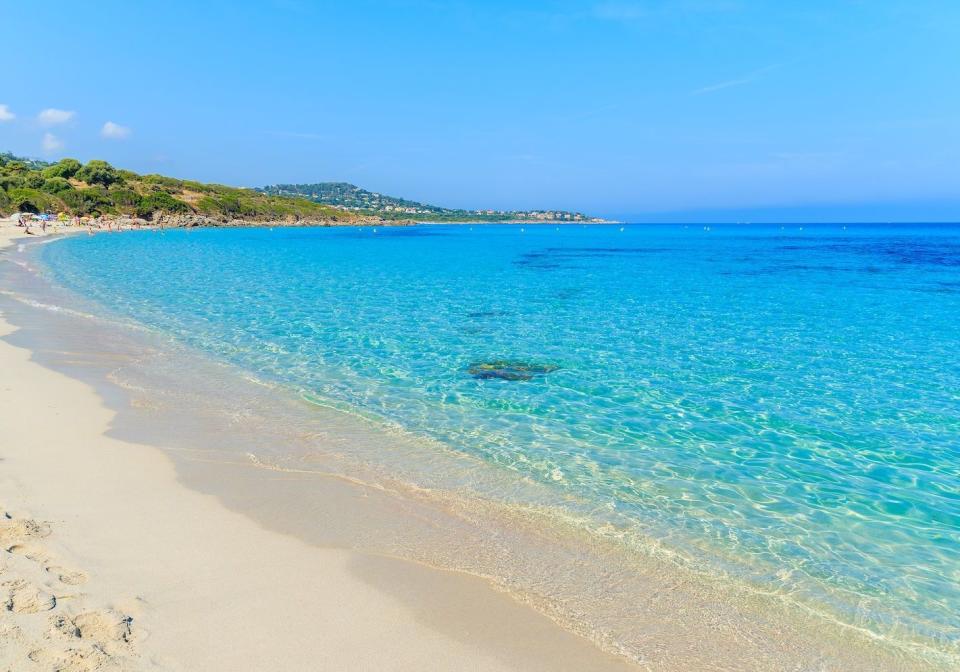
[3,0,960,222]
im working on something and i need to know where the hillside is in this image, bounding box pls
[259,182,604,222]
[0,154,361,224]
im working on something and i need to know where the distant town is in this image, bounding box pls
[258,182,608,223]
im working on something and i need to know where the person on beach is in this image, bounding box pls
[17,214,35,235]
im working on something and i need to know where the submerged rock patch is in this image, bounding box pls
[467,360,560,381]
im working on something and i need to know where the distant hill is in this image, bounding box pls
[0,153,360,224]
[0,151,50,172]
[1,151,602,225]
[259,182,605,223]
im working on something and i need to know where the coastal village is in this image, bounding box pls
[259,181,606,222]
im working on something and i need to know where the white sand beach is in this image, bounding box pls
[0,225,636,671]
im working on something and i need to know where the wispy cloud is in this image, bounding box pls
[37,108,75,126]
[692,64,779,95]
[101,121,131,140]
[42,132,63,153]
[0,104,14,122]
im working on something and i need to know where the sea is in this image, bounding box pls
[7,223,959,668]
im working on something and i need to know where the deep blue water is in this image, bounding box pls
[41,223,960,657]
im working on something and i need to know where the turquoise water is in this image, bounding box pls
[41,224,960,659]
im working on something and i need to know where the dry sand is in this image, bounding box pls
[0,225,636,671]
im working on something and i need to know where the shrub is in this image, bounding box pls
[24,172,45,189]
[6,188,58,213]
[196,195,240,217]
[41,158,82,179]
[136,191,191,217]
[0,175,23,191]
[141,174,184,190]
[108,188,142,209]
[76,160,123,187]
[61,187,108,215]
[41,177,73,194]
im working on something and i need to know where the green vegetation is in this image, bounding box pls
[0,151,50,172]
[0,153,359,223]
[259,182,603,223]
[75,160,123,187]
[41,157,81,179]
[1,151,598,225]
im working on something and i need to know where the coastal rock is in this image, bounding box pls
[467,360,560,381]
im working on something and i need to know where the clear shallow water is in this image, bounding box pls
[40,224,960,661]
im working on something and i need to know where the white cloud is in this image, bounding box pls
[101,121,131,140]
[42,132,63,153]
[0,104,14,122]
[37,108,75,126]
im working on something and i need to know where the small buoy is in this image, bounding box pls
[619,227,624,232]
[520,228,525,233]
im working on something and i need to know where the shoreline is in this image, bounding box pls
[2,213,617,233]
[1,224,948,670]
[0,225,637,671]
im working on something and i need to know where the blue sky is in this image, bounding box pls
[3,1,959,221]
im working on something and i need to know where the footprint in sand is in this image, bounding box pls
[3,578,57,613]
[45,564,89,586]
[6,542,88,585]
[28,646,110,672]
[0,515,51,546]
[51,610,135,646]
[1,507,138,669]
[5,541,49,561]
